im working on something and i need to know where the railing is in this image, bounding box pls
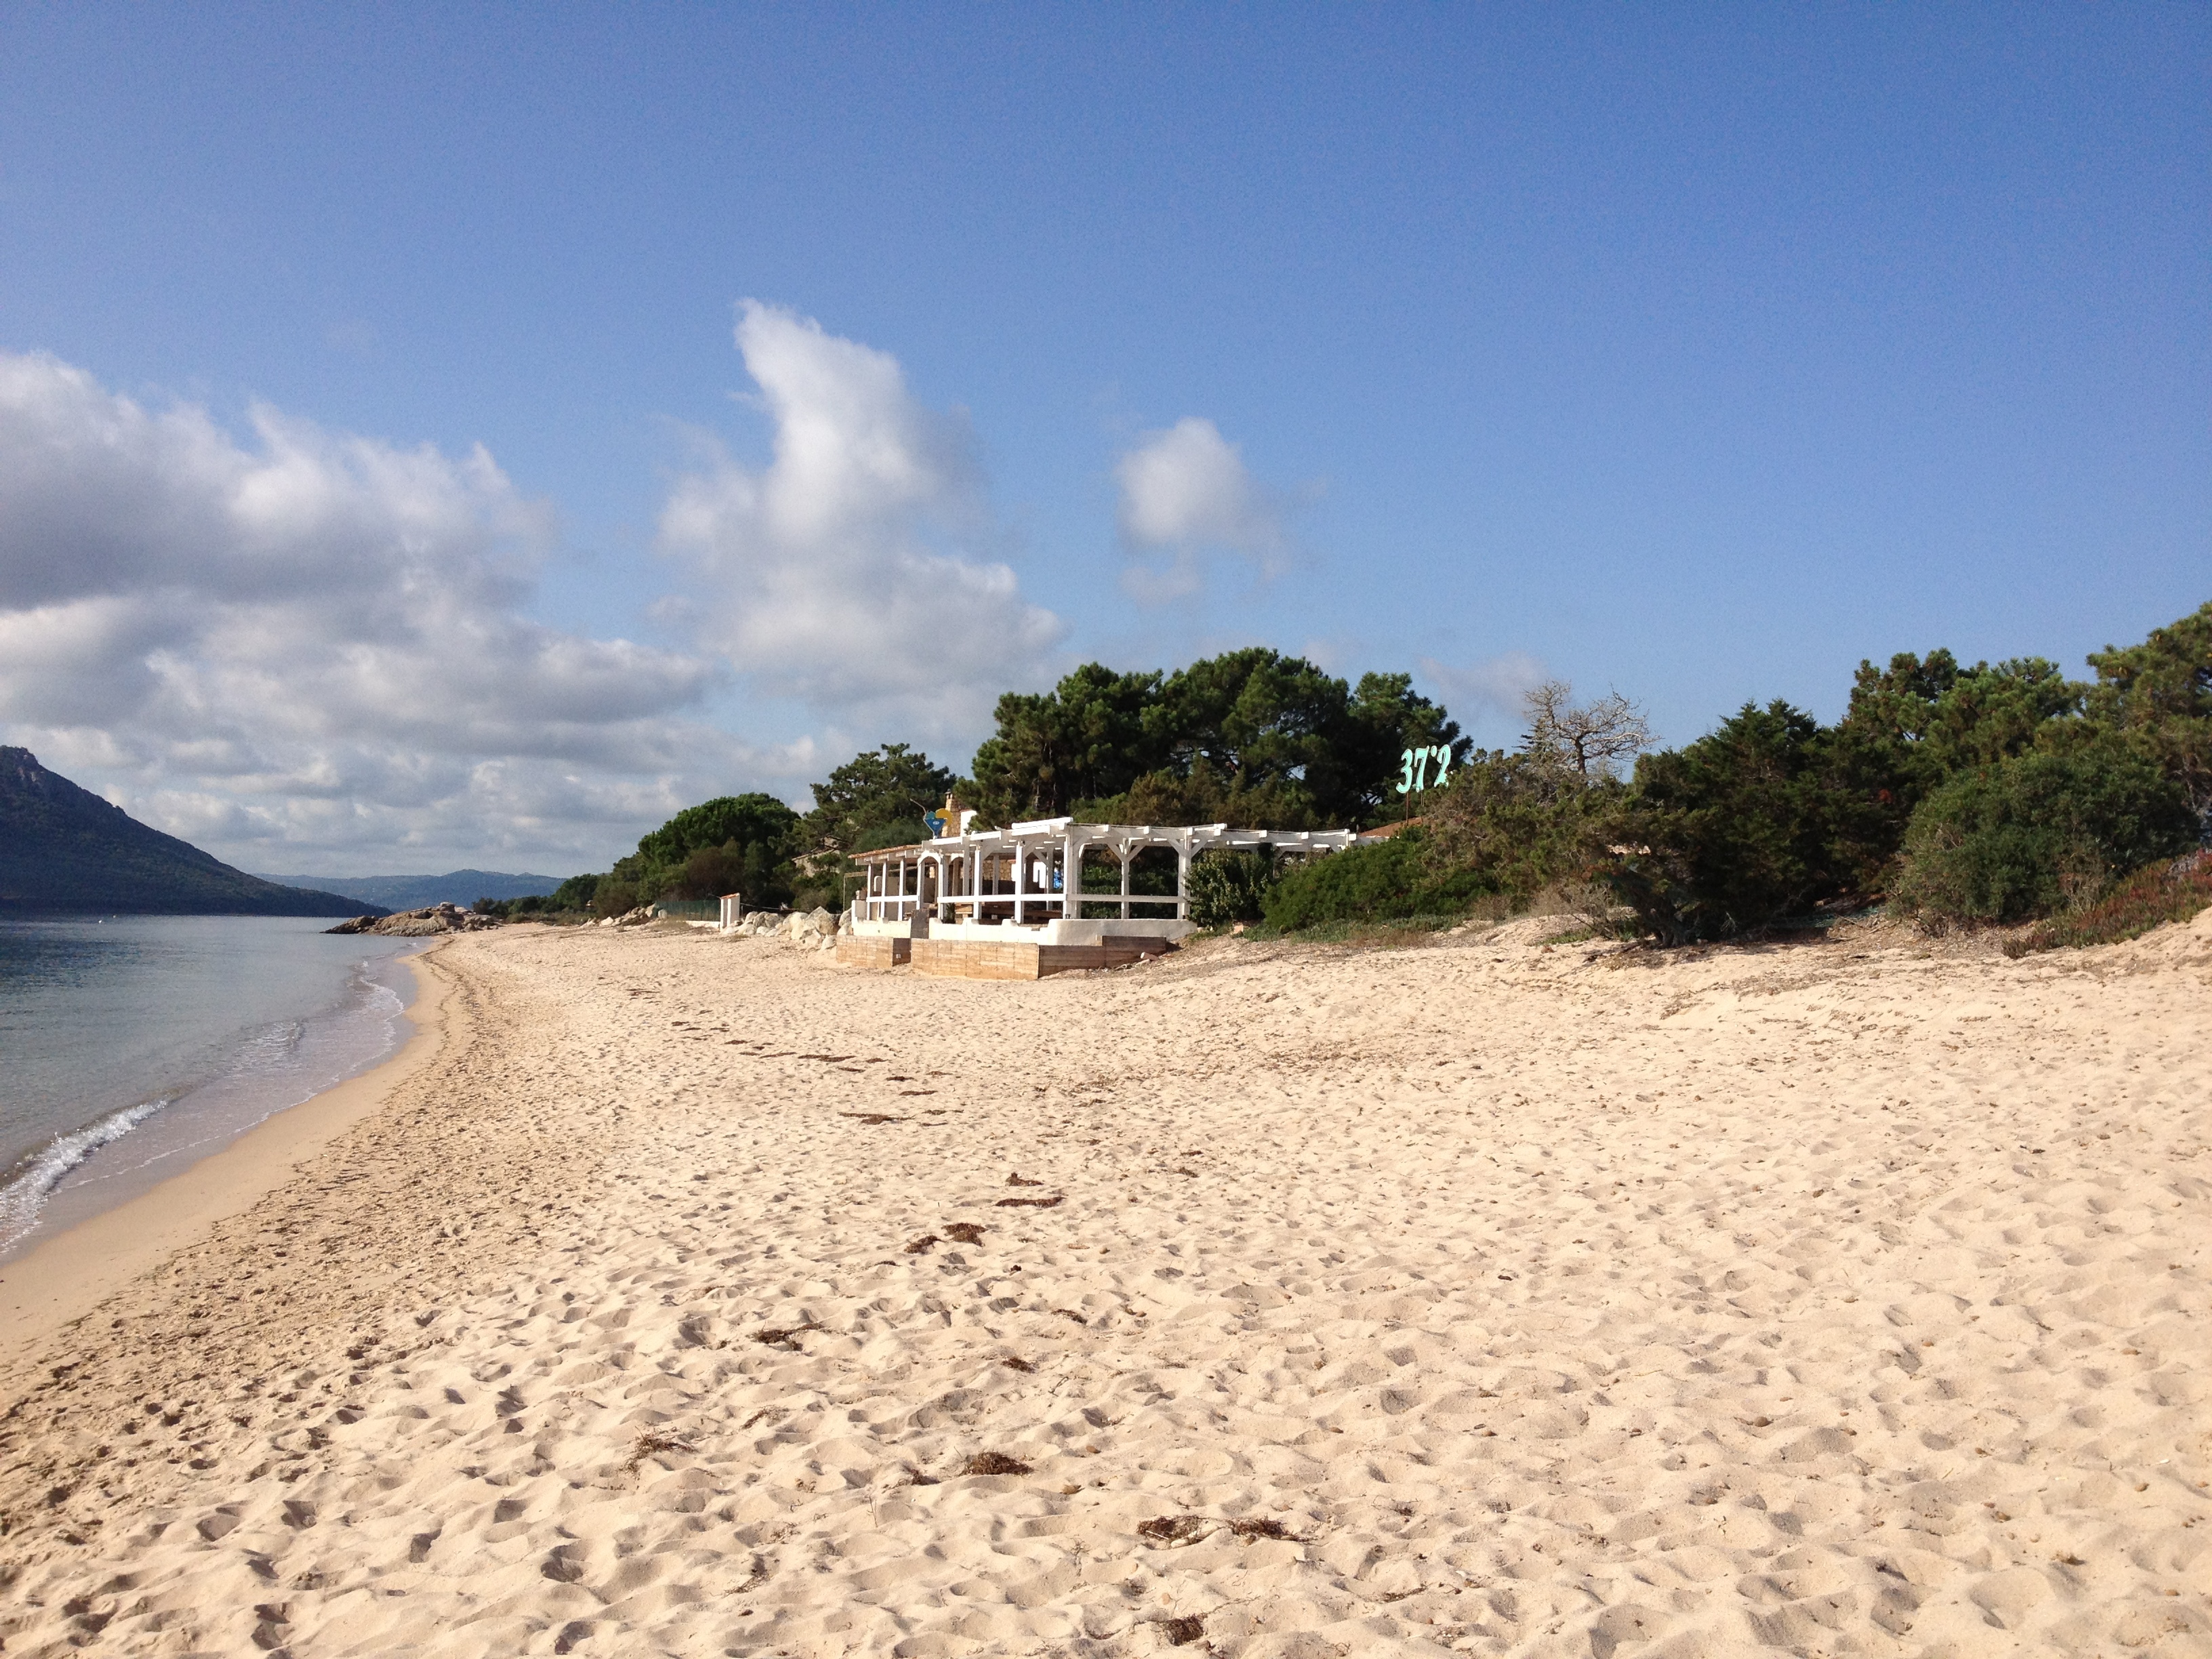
[649,899,722,920]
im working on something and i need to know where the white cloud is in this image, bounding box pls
[1113,417,1286,603]
[0,350,787,871]
[1418,651,1549,732]
[657,302,1065,734]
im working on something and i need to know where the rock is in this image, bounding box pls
[324,901,500,937]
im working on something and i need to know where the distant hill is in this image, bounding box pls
[0,748,380,918]
[255,869,569,912]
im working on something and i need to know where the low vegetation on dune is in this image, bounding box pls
[2003,849,2212,956]
[491,604,2210,951]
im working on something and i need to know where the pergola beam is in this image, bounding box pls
[849,819,1357,926]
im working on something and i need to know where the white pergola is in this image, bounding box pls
[853,818,1357,926]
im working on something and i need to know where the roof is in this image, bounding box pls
[1355,816,1427,842]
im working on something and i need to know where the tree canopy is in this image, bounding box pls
[970,648,1461,828]
[2084,600,2212,823]
[611,794,803,907]
[804,743,957,853]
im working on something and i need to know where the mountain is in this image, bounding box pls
[256,870,569,912]
[0,748,379,918]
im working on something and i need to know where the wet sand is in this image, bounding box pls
[0,913,2206,1657]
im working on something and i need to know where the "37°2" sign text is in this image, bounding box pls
[1396,744,1454,795]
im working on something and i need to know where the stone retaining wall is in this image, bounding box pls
[834,935,912,969]
[907,938,1170,980]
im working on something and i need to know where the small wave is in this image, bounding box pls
[0,1096,173,1250]
[0,944,417,1256]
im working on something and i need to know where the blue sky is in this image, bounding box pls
[0,5,2205,873]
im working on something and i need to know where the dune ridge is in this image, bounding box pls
[1,914,2207,1656]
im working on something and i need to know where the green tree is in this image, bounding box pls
[2081,600,2212,824]
[613,793,802,905]
[970,665,1168,823]
[970,651,1460,829]
[1834,648,2084,817]
[1340,671,1465,819]
[1607,701,1856,942]
[804,743,957,853]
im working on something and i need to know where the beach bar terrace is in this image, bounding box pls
[842,815,1355,978]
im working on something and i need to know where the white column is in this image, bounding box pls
[1119,840,1132,920]
[1176,835,1192,920]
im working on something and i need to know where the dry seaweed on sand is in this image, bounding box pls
[1138,1513,1301,1547]
[942,1222,986,1244]
[623,1433,692,1473]
[752,1322,823,1349]
[1136,1515,1209,1545]
[903,1233,940,1254]
[996,1194,1063,1208]
[963,1451,1032,1476]
[1159,1614,1206,1645]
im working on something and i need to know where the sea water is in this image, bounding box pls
[0,916,426,1262]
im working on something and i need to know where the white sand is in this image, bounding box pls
[1,913,2207,1657]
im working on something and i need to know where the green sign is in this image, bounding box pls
[1396,744,1453,795]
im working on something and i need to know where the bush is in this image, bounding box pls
[589,879,641,920]
[2004,851,2212,955]
[1185,848,1279,927]
[1420,750,1614,903]
[1260,830,1486,930]
[1891,747,2198,926]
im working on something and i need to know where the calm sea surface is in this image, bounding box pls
[0,916,424,1262]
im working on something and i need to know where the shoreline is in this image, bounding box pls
[0,941,455,1367]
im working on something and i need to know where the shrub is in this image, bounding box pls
[1185,848,1279,927]
[1891,747,2198,926]
[2005,851,2212,956]
[1420,750,1615,903]
[589,879,641,920]
[1260,830,1486,930]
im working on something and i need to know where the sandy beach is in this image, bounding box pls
[0,914,2206,1658]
